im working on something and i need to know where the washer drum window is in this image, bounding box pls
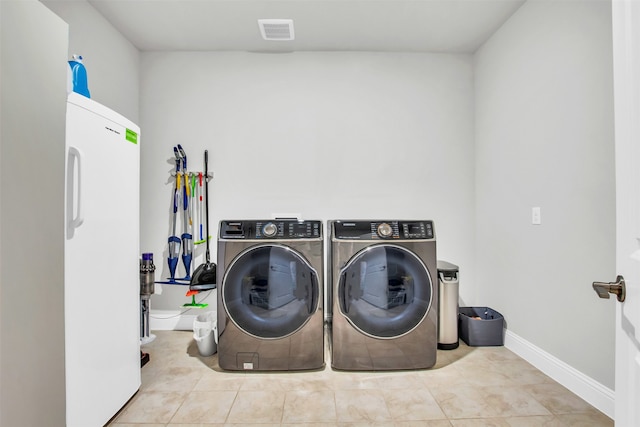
[222,244,319,339]
[338,244,433,339]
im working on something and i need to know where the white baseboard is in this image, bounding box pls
[149,310,207,331]
[504,330,615,419]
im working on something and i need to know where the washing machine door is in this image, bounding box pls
[222,244,319,339]
[338,244,433,339]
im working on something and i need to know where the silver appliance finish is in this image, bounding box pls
[329,220,438,371]
[217,220,324,371]
[437,260,460,350]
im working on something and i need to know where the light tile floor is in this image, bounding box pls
[109,330,613,426]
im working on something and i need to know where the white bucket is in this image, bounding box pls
[193,311,217,356]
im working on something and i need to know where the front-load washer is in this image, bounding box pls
[329,220,437,371]
[217,219,324,371]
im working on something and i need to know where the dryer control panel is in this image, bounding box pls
[220,220,322,239]
[333,220,434,240]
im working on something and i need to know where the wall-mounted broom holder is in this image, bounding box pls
[157,169,213,286]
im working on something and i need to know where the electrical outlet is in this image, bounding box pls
[532,207,541,225]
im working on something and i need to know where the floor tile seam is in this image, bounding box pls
[278,391,285,425]
[454,361,541,380]
[157,390,192,425]
[218,389,240,424]
[484,384,574,417]
[225,374,259,392]
[333,387,394,423]
[443,414,564,426]
[282,389,338,424]
[372,386,394,423]
[145,380,199,394]
[421,386,451,422]
[550,408,608,416]
[452,384,555,419]
[197,383,244,392]
[420,374,474,390]
[109,388,145,425]
[171,389,238,425]
[122,390,190,425]
[499,414,564,423]
[427,386,506,420]
[447,360,495,375]
[442,371,529,390]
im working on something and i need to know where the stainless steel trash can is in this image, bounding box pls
[437,260,459,350]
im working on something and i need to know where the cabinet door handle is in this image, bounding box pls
[66,146,84,238]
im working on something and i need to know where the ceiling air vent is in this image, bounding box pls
[258,19,295,41]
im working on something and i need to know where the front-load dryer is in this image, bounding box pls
[329,220,437,371]
[217,219,324,371]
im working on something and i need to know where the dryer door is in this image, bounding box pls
[222,244,319,339]
[338,244,433,338]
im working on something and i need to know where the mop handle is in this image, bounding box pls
[198,172,204,240]
[204,150,210,262]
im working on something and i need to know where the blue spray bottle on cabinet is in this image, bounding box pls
[68,54,91,98]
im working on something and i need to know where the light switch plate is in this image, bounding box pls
[532,207,541,225]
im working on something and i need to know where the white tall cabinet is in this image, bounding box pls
[1,2,69,425]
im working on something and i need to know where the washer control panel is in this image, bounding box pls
[401,221,433,239]
[377,222,393,238]
[333,220,434,240]
[262,222,279,237]
[220,220,322,239]
[372,222,399,239]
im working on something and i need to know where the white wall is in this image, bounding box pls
[1,2,68,424]
[41,0,140,123]
[474,0,615,388]
[140,51,476,315]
